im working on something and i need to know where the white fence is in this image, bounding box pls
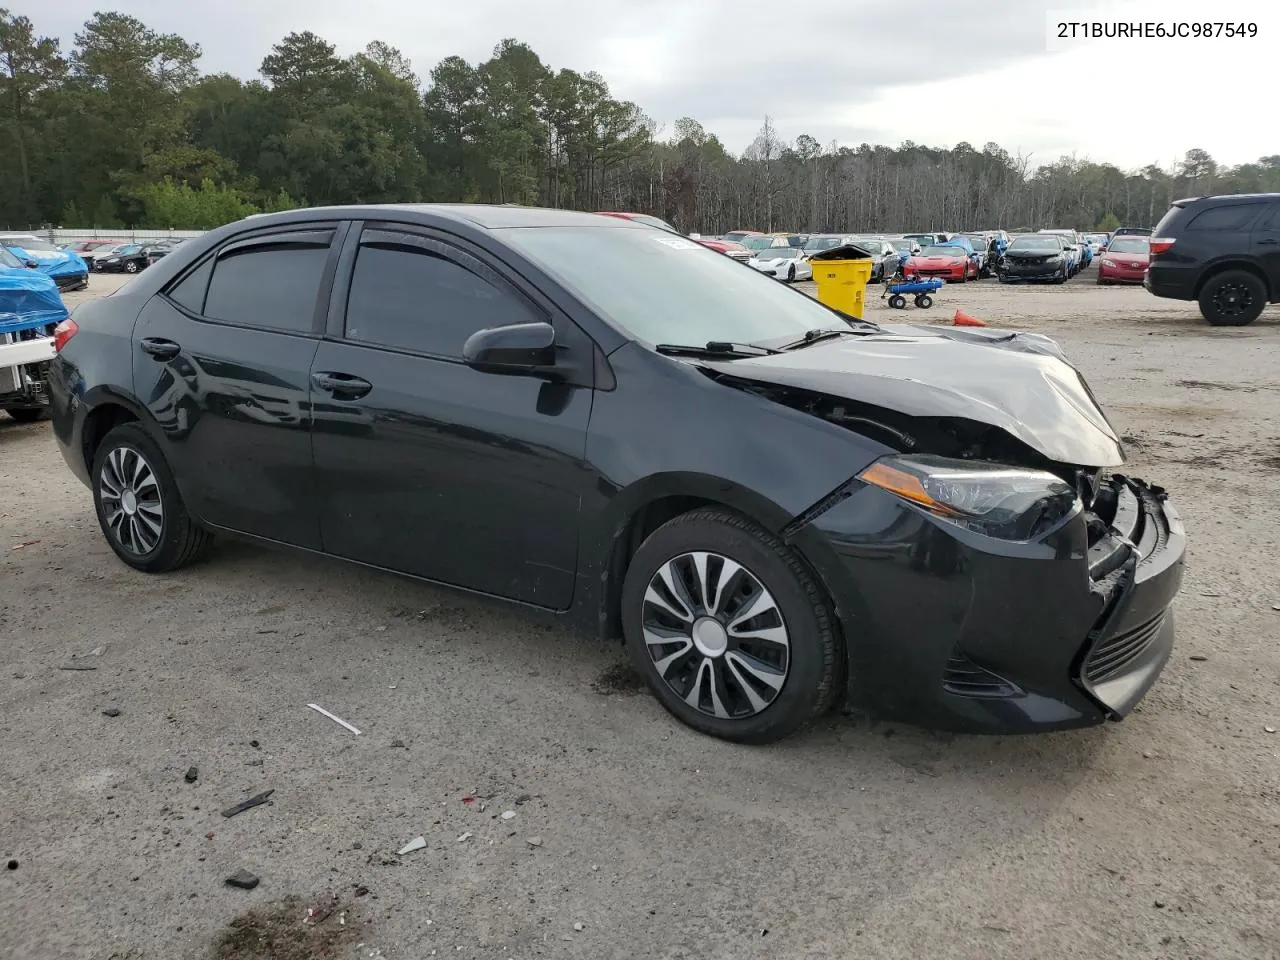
[19,228,208,245]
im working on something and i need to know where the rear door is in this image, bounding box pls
[132,222,346,547]
[1250,200,1280,296]
[309,222,596,609]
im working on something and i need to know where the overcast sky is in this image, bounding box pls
[18,0,1276,171]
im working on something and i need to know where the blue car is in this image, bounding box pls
[0,234,88,291]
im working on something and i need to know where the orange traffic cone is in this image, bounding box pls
[953,309,987,327]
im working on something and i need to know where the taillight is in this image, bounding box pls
[1149,237,1176,256]
[52,318,79,353]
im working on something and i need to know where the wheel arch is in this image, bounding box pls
[1192,259,1272,301]
[79,389,150,476]
[589,474,799,644]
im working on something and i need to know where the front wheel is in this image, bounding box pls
[915,294,933,309]
[1198,270,1266,326]
[125,261,138,274]
[888,294,907,309]
[621,509,842,744]
[787,265,795,283]
[92,422,213,573]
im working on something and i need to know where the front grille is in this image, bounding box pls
[942,653,1022,699]
[1083,612,1165,685]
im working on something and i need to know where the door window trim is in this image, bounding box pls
[159,221,349,337]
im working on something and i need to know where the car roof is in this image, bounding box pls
[230,203,644,231]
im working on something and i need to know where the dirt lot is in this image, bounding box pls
[2,268,1279,960]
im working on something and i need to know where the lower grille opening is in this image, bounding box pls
[1083,613,1165,685]
[943,653,1023,699]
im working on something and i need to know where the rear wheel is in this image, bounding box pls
[1198,270,1266,326]
[621,509,842,744]
[914,294,933,309]
[888,294,907,309]
[92,422,212,573]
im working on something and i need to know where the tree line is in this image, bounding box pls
[3,9,1278,234]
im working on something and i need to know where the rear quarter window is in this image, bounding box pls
[1185,203,1266,232]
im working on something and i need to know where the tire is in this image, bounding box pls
[787,265,795,283]
[620,508,842,744]
[888,294,907,309]
[91,422,212,573]
[125,261,138,274]
[1198,270,1266,326]
[915,294,933,309]
[5,407,47,423]
[1096,274,1108,286]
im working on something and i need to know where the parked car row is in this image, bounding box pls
[0,234,89,291]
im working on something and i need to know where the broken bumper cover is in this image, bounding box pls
[789,474,1185,733]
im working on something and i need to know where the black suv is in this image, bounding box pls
[1145,193,1280,326]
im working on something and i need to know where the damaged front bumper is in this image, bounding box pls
[788,473,1186,733]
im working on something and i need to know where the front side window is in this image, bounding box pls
[344,234,540,358]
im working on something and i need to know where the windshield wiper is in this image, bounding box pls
[655,341,781,359]
[778,326,871,351]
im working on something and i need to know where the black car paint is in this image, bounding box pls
[1145,194,1280,303]
[49,203,1185,734]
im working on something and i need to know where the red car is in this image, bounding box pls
[903,245,978,282]
[1096,235,1150,285]
[695,237,752,261]
[595,211,679,233]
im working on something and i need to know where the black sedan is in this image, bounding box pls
[94,244,169,274]
[997,234,1071,283]
[46,205,1185,743]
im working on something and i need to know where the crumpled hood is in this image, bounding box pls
[699,323,1125,467]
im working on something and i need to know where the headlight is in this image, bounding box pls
[1102,258,1116,267]
[858,454,1079,541]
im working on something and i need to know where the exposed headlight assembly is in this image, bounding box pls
[858,454,1079,541]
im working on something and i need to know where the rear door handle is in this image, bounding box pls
[311,371,372,399]
[139,337,181,360]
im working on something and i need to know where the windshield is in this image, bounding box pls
[919,246,965,258]
[1107,237,1149,254]
[803,236,842,251]
[722,232,759,243]
[113,245,142,255]
[0,245,25,268]
[500,226,859,347]
[850,239,885,254]
[740,236,775,250]
[2,236,57,252]
[1008,236,1062,252]
[753,247,800,260]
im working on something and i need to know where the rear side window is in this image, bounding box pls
[1257,202,1280,231]
[1185,203,1265,232]
[201,231,334,332]
[344,233,540,358]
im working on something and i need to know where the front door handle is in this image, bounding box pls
[311,371,372,399]
[1258,238,1278,245]
[139,337,181,361]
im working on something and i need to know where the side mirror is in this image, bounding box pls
[25,259,38,269]
[462,321,557,376]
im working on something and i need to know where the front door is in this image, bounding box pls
[132,224,343,548]
[309,224,595,609]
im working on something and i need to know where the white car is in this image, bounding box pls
[747,247,812,282]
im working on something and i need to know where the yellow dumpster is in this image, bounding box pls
[808,244,875,319]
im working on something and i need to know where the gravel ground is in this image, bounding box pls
[2,267,1278,960]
